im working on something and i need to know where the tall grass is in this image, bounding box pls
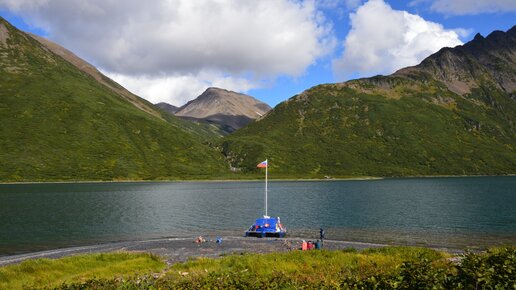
[163,246,446,287]
[0,252,165,289]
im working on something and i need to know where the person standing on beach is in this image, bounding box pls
[320,228,325,247]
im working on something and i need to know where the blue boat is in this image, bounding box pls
[245,216,286,238]
[245,159,287,238]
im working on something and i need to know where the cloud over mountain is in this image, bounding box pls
[1,0,484,105]
[332,0,463,80]
[104,70,255,107]
[1,0,335,105]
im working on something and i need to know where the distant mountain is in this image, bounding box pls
[0,17,227,181]
[221,26,516,177]
[175,87,271,134]
[155,102,179,114]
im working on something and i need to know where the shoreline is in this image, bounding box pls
[1,174,514,185]
[0,177,381,185]
[0,236,465,267]
[0,176,383,185]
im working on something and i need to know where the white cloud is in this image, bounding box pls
[332,0,463,80]
[1,0,335,105]
[104,70,257,106]
[430,0,516,15]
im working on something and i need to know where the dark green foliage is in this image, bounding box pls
[0,18,227,181]
[451,247,516,289]
[342,247,516,289]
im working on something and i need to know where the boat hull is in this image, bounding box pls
[245,231,286,238]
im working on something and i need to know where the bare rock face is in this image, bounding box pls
[395,26,516,95]
[175,87,271,133]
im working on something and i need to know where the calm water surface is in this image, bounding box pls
[0,177,515,255]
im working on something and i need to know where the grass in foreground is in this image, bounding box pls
[166,246,445,285]
[0,252,165,290]
[1,246,514,289]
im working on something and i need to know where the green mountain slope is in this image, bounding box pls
[221,27,516,178]
[0,17,227,181]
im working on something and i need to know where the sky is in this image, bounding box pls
[0,0,515,107]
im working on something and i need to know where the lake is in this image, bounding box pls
[0,176,515,256]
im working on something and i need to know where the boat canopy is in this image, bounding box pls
[254,217,277,229]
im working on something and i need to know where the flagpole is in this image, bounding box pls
[265,159,268,217]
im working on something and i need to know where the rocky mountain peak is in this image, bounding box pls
[175,87,271,133]
[473,33,484,41]
[394,25,516,96]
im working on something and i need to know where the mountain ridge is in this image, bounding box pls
[221,25,516,177]
[394,27,516,96]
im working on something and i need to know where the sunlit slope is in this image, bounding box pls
[0,17,226,181]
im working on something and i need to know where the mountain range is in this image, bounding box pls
[221,26,516,177]
[1,15,514,181]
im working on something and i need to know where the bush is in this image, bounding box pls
[341,247,516,289]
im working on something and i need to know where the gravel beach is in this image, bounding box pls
[0,236,392,267]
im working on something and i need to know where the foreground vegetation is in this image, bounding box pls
[0,252,165,289]
[1,246,514,289]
